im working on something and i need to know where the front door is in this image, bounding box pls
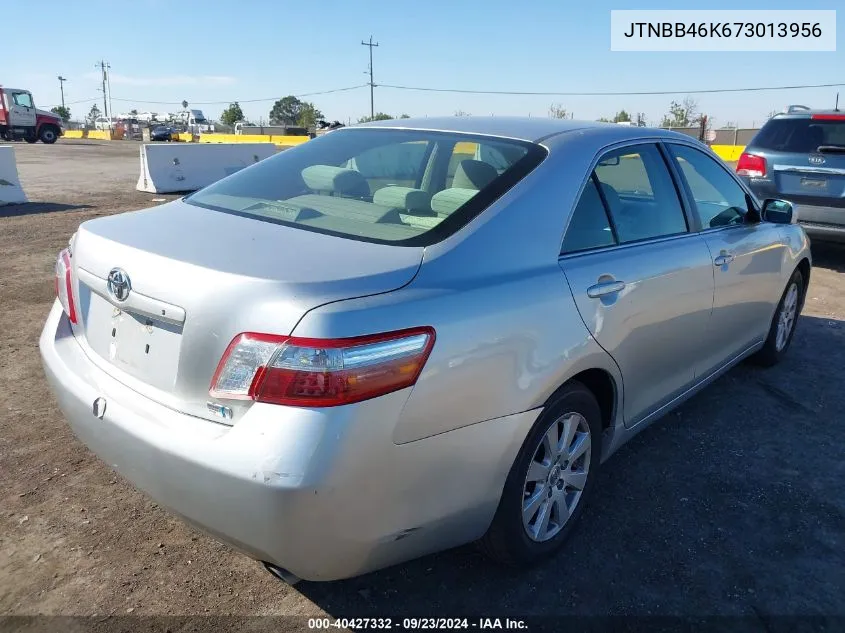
[665,143,788,377]
[8,91,36,128]
[559,143,715,427]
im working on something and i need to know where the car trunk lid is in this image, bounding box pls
[68,199,423,424]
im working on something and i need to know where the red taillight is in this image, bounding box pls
[55,248,77,324]
[811,114,845,121]
[736,152,767,178]
[209,327,436,407]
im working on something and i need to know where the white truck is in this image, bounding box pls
[172,109,214,133]
[0,86,63,144]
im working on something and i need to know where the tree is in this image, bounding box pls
[51,106,71,122]
[87,104,101,122]
[720,121,737,129]
[296,102,323,128]
[181,100,188,109]
[220,102,245,126]
[400,114,410,119]
[660,97,700,128]
[767,109,780,119]
[358,112,394,123]
[269,96,321,126]
[549,103,569,119]
[613,110,631,123]
[635,112,647,127]
[454,110,471,117]
[130,109,139,116]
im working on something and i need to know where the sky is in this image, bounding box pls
[6,0,843,128]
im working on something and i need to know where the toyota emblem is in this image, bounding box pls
[107,268,131,302]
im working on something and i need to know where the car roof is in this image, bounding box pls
[355,116,687,144]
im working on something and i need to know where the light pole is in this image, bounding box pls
[57,76,67,109]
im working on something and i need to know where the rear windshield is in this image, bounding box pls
[753,117,845,153]
[186,128,546,246]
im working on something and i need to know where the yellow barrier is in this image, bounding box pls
[175,133,194,142]
[271,135,310,147]
[87,130,113,141]
[710,145,745,162]
[199,134,240,143]
[200,133,309,146]
[62,130,84,139]
[453,141,478,154]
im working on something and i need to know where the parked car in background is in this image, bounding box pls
[40,118,811,583]
[737,106,845,243]
[150,125,174,142]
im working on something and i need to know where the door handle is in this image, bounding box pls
[713,253,735,266]
[587,280,626,298]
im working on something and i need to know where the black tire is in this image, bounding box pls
[39,126,59,144]
[479,381,602,567]
[751,269,804,367]
[24,131,38,144]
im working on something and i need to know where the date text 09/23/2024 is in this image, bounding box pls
[308,618,528,630]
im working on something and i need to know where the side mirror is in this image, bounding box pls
[762,199,794,224]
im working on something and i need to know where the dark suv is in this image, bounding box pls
[737,105,845,243]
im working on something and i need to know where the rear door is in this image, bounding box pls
[560,142,714,427]
[666,142,788,374]
[752,116,845,223]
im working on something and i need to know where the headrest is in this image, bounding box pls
[301,165,370,197]
[430,188,478,216]
[452,160,498,190]
[373,186,433,214]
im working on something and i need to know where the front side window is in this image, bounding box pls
[592,145,688,243]
[13,92,33,108]
[668,144,749,229]
[187,129,545,245]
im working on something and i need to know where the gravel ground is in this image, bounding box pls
[1,140,844,631]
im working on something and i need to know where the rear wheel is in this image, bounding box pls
[24,130,38,143]
[39,125,59,144]
[751,269,804,367]
[479,381,602,567]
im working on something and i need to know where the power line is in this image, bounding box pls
[106,84,368,106]
[378,81,845,97]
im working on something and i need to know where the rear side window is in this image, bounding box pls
[753,118,845,152]
[186,129,545,246]
[561,177,615,254]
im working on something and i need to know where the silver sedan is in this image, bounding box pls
[40,118,811,582]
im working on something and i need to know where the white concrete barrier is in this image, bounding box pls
[136,143,277,194]
[0,146,27,205]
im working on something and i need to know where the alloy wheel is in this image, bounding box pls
[776,282,799,351]
[522,412,591,542]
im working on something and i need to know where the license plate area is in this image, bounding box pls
[800,177,828,190]
[83,292,183,390]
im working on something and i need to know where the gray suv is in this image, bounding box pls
[737,105,845,243]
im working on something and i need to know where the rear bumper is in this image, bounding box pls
[799,221,845,243]
[39,302,536,581]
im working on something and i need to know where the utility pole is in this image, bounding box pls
[361,36,378,120]
[95,60,110,119]
[57,76,67,109]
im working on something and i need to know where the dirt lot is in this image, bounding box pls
[1,140,845,630]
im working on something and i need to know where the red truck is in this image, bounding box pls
[0,86,63,144]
